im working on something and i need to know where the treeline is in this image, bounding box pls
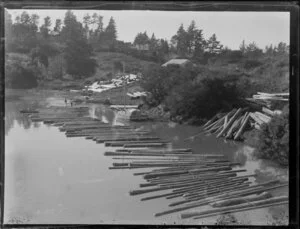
[132,20,289,64]
[5,10,103,88]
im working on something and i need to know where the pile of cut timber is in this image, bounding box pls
[21,106,170,149]
[105,148,288,219]
[246,92,289,109]
[202,106,278,140]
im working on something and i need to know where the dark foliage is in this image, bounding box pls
[243,59,263,69]
[141,65,243,121]
[5,61,38,89]
[254,105,289,166]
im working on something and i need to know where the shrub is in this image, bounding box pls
[165,76,242,120]
[254,104,289,166]
[5,61,38,89]
[243,59,263,69]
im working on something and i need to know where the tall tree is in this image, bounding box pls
[206,34,223,54]
[83,13,91,28]
[171,24,188,56]
[276,42,288,54]
[30,14,40,26]
[10,11,39,52]
[193,29,205,59]
[186,20,197,55]
[105,17,117,41]
[53,19,62,33]
[149,33,158,51]
[61,10,97,78]
[96,15,104,32]
[40,16,51,38]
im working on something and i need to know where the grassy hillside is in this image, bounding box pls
[5,51,158,90]
[87,52,158,82]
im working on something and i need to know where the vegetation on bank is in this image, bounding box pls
[254,104,289,166]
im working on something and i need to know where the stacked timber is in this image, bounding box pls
[105,147,288,220]
[201,108,250,140]
[200,106,276,140]
[245,92,289,109]
[21,106,169,149]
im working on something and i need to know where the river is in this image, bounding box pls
[4,91,288,225]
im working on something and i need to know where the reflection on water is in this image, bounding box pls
[5,100,41,135]
[4,97,288,225]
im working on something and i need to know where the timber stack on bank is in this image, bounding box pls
[200,92,288,141]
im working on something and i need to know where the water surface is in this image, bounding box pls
[4,95,288,225]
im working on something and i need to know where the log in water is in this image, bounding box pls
[181,196,288,219]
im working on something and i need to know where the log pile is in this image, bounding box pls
[21,106,170,149]
[245,92,289,109]
[105,147,288,220]
[200,104,281,140]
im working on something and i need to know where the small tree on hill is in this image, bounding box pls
[239,40,246,54]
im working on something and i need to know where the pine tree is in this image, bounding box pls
[239,40,246,54]
[11,11,39,52]
[206,34,223,54]
[171,24,188,57]
[149,33,158,51]
[186,20,197,55]
[193,29,205,59]
[105,17,117,41]
[62,10,97,78]
[53,19,62,33]
[40,16,51,38]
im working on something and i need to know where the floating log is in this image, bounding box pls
[124,148,192,153]
[105,140,169,147]
[181,195,288,219]
[97,137,160,143]
[193,200,288,220]
[210,191,272,207]
[143,166,231,180]
[170,183,251,206]
[154,182,286,217]
[123,143,166,148]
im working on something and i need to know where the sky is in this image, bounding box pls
[7,9,290,50]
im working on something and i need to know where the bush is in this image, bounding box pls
[165,76,242,120]
[5,61,38,89]
[243,59,263,69]
[254,105,289,166]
